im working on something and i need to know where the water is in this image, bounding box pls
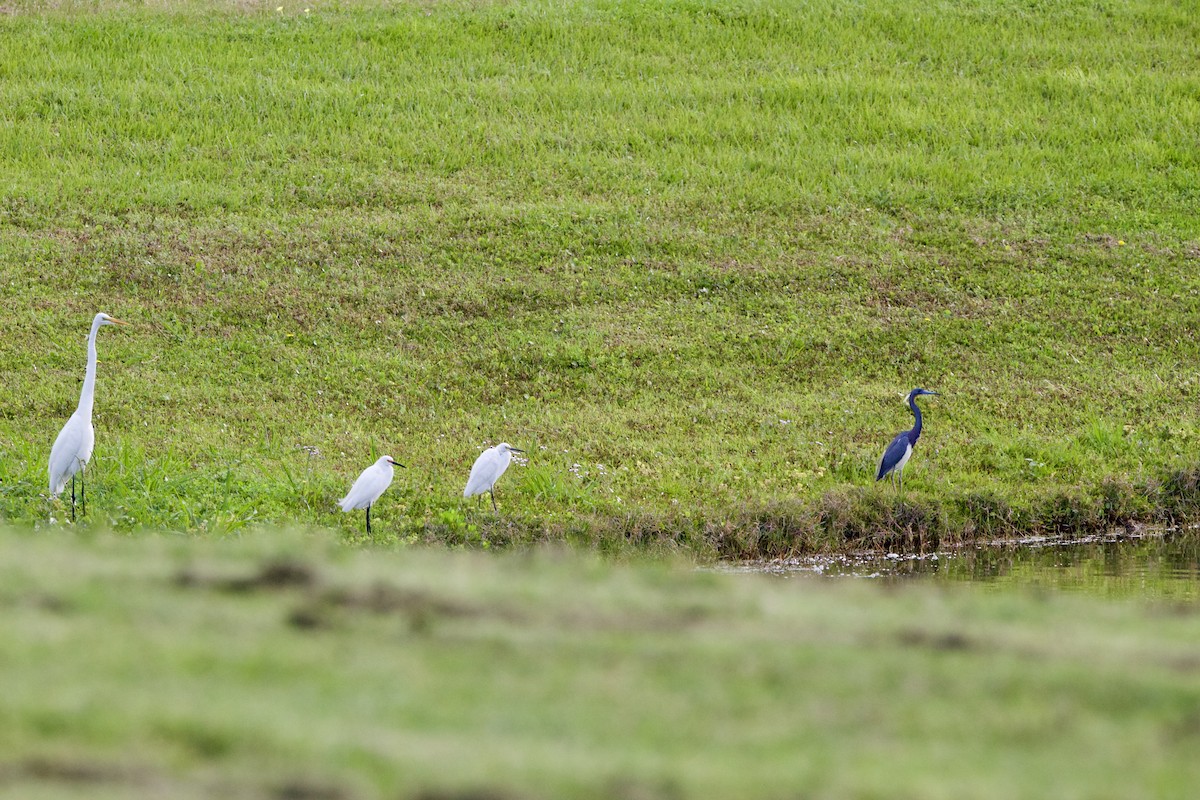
[735,527,1200,602]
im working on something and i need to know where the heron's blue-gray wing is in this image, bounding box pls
[876,432,912,481]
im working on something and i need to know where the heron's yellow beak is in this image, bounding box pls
[109,317,129,326]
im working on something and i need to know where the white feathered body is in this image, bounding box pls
[48,411,94,497]
[464,444,512,498]
[48,312,119,498]
[338,456,396,511]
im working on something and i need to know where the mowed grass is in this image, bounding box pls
[1,0,1200,550]
[0,530,1197,799]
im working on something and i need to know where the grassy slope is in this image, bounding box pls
[0,531,1198,799]
[1,0,1200,551]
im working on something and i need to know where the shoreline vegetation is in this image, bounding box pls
[2,1,1200,557]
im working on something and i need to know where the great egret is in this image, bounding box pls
[464,442,524,511]
[876,388,941,492]
[338,455,405,534]
[48,312,127,520]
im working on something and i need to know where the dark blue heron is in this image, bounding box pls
[876,388,940,491]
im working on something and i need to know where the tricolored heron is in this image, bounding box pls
[876,388,940,492]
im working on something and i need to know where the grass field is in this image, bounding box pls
[2,0,1200,551]
[0,530,1197,799]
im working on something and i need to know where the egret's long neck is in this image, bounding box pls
[78,320,102,418]
[908,394,923,443]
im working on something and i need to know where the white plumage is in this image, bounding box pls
[48,312,126,518]
[48,410,94,499]
[339,455,400,510]
[464,442,524,511]
[339,455,404,533]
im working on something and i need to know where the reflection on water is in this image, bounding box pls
[739,528,1200,602]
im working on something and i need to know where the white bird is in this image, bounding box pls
[338,455,405,534]
[48,312,127,520]
[464,442,525,511]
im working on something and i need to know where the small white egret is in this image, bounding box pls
[48,312,127,520]
[464,442,525,511]
[338,455,405,534]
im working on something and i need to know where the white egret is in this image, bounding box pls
[338,455,405,534]
[48,312,127,520]
[463,442,525,511]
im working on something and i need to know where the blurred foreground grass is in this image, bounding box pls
[1,529,1197,799]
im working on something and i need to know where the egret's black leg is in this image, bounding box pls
[70,474,76,522]
[366,504,372,535]
[81,467,86,517]
[490,489,497,512]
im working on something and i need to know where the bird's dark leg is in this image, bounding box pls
[490,490,497,512]
[80,467,86,517]
[366,505,372,535]
[70,474,76,522]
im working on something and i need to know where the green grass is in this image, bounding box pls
[0,529,1198,799]
[2,0,1200,551]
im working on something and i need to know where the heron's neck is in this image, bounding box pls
[907,394,923,442]
[78,322,101,418]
